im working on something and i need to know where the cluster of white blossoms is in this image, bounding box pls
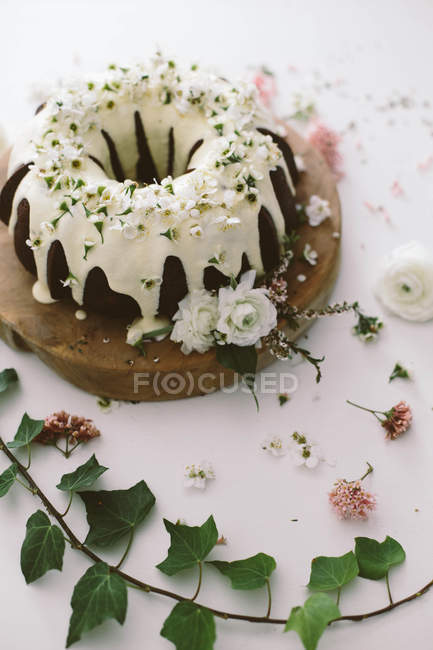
[170,270,277,354]
[183,461,215,489]
[261,431,325,469]
[375,241,433,322]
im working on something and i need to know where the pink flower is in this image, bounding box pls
[35,411,100,446]
[382,401,413,440]
[308,122,343,177]
[347,399,413,440]
[268,276,288,305]
[252,70,277,108]
[329,479,377,520]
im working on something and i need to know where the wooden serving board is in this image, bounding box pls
[0,126,341,401]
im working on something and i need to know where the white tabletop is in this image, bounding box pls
[1,1,432,649]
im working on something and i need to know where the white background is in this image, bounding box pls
[1,1,432,649]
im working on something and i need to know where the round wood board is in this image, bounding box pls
[0,126,341,401]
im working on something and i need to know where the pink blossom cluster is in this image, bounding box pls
[308,122,343,177]
[36,410,101,445]
[382,401,412,440]
[329,479,377,520]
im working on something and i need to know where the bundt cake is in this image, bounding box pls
[0,54,300,345]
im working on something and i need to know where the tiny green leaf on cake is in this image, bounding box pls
[57,454,108,492]
[285,593,340,650]
[160,601,216,650]
[157,516,218,576]
[79,480,156,547]
[355,536,406,580]
[0,463,18,497]
[0,368,18,393]
[307,551,359,592]
[207,552,276,590]
[7,412,44,448]
[20,510,65,584]
[66,562,127,647]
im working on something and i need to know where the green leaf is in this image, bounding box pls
[216,344,258,408]
[216,343,257,376]
[0,368,18,393]
[20,510,65,584]
[307,551,359,592]
[207,552,276,589]
[285,593,340,650]
[57,454,108,492]
[389,362,410,382]
[66,562,127,647]
[7,412,44,449]
[0,463,18,497]
[160,601,216,650]
[157,516,218,576]
[355,536,406,580]
[79,480,156,547]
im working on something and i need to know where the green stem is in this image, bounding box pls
[346,400,384,421]
[386,572,393,605]
[23,444,31,470]
[15,476,36,494]
[359,462,374,481]
[191,562,203,601]
[336,586,342,607]
[60,491,73,517]
[116,527,135,570]
[265,577,272,618]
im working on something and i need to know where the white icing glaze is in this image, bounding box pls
[7,55,295,344]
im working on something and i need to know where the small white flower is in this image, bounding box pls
[289,432,323,469]
[303,243,318,266]
[214,215,241,230]
[261,435,287,457]
[217,270,277,346]
[140,277,162,291]
[26,237,42,250]
[297,274,307,282]
[40,221,55,235]
[61,272,79,288]
[306,195,331,227]
[171,289,219,354]
[190,224,203,238]
[184,461,215,489]
[122,223,139,240]
[375,241,433,322]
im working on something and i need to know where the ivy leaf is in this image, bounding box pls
[79,480,156,547]
[20,510,65,584]
[216,344,258,408]
[157,515,218,576]
[307,551,359,592]
[285,593,340,650]
[0,368,18,393]
[207,552,276,589]
[355,536,406,580]
[57,454,108,492]
[66,562,127,647]
[7,412,44,449]
[0,463,18,497]
[160,601,216,650]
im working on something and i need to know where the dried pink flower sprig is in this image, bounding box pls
[35,410,101,457]
[347,399,412,440]
[308,121,343,178]
[329,462,376,520]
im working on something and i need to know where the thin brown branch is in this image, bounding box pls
[0,437,431,628]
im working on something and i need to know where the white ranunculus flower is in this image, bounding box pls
[216,270,277,346]
[170,289,219,354]
[375,241,433,322]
